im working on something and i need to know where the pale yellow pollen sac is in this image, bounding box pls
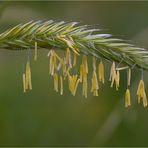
[49,50,57,76]
[137,80,148,107]
[125,88,131,107]
[110,62,117,88]
[73,52,77,67]
[66,48,72,68]
[61,58,67,78]
[60,75,63,95]
[79,56,88,98]
[25,61,32,91]
[68,73,80,96]
[80,64,88,98]
[127,68,131,86]
[73,79,80,96]
[91,70,99,96]
[53,73,58,92]
[82,75,88,98]
[80,64,84,83]
[22,73,26,93]
[34,41,37,61]
[82,55,88,74]
[98,61,105,84]
[115,70,120,91]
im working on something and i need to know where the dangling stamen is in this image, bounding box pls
[91,70,99,96]
[80,64,84,83]
[91,57,99,96]
[73,79,80,96]
[137,79,147,107]
[125,88,131,107]
[110,62,116,88]
[49,50,57,76]
[34,41,37,61]
[53,73,58,92]
[125,68,132,107]
[82,75,87,98]
[82,55,88,74]
[49,50,53,75]
[68,73,80,96]
[23,73,26,93]
[115,70,120,91]
[25,61,32,90]
[60,75,63,95]
[98,61,105,84]
[66,48,72,68]
[80,55,88,98]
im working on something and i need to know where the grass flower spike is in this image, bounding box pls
[0,20,148,107]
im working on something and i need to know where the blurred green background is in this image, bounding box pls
[0,1,148,147]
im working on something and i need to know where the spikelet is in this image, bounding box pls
[137,80,147,107]
[34,41,37,61]
[25,61,32,91]
[22,73,26,93]
[98,61,105,84]
[58,36,79,55]
[60,75,63,95]
[53,73,58,92]
[125,88,131,107]
[115,70,120,91]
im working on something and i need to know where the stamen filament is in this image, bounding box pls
[34,41,37,61]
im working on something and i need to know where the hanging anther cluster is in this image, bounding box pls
[22,42,148,108]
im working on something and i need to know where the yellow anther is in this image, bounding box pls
[110,62,117,88]
[125,88,131,107]
[91,70,99,96]
[98,61,105,84]
[23,73,26,93]
[115,70,120,91]
[127,68,131,86]
[82,55,88,74]
[60,75,63,95]
[65,48,72,68]
[68,74,80,96]
[137,80,147,107]
[25,61,32,91]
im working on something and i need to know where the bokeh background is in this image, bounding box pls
[0,1,148,147]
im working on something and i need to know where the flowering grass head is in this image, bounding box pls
[0,20,148,107]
